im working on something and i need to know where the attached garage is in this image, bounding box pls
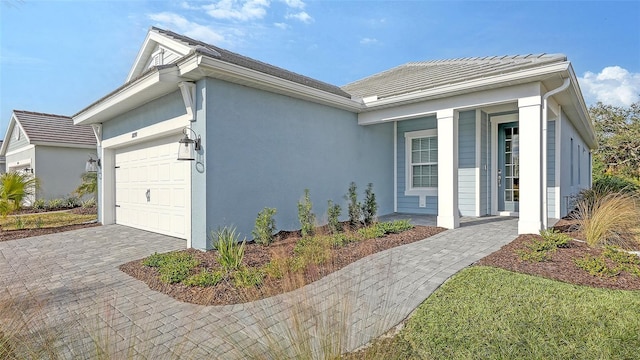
[114,134,189,239]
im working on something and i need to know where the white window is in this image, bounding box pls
[405,129,438,196]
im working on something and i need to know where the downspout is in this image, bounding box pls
[542,77,570,228]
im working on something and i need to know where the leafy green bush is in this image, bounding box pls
[294,235,332,265]
[252,207,277,245]
[297,189,315,237]
[329,232,358,247]
[517,231,571,263]
[65,196,80,208]
[362,183,378,226]
[32,198,46,210]
[0,171,40,216]
[13,216,25,230]
[142,252,171,267]
[574,255,619,277]
[81,198,96,208]
[212,227,246,272]
[232,267,265,288]
[142,252,200,283]
[263,258,288,279]
[47,198,64,210]
[326,200,342,234]
[603,246,640,265]
[357,225,385,240]
[345,182,362,226]
[539,229,571,248]
[376,220,414,234]
[184,270,225,287]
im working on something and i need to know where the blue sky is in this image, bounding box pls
[1,0,639,137]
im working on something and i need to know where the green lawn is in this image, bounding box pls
[0,211,96,230]
[355,266,640,359]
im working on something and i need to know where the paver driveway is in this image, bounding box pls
[0,218,517,359]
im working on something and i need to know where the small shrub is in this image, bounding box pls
[252,207,277,245]
[232,267,265,288]
[263,258,288,279]
[212,227,246,272]
[376,220,414,234]
[327,200,342,234]
[329,232,358,247]
[357,225,385,240]
[34,217,43,229]
[574,255,619,277]
[13,216,25,230]
[32,199,46,210]
[64,196,80,208]
[297,189,316,237]
[345,182,362,226]
[47,198,64,210]
[603,246,640,265]
[539,229,571,248]
[81,198,97,208]
[517,248,553,262]
[142,251,200,283]
[294,235,332,265]
[143,252,171,267]
[362,183,378,226]
[184,270,225,287]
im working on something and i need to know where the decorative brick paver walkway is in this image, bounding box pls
[0,217,517,359]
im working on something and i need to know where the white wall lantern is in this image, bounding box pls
[177,127,202,161]
[86,155,101,173]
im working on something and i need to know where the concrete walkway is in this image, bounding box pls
[0,217,518,359]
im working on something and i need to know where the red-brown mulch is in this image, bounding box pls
[477,234,640,291]
[119,225,446,306]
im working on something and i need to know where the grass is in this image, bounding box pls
[354,266,640,359]
[0,211,96,230]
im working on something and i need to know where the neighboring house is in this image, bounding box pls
[0,141,5,174]
[0,110,97,201]
[73,27,596,250]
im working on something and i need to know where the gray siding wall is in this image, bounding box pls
[102,90,186,140]
[35,146,93,200]
[6,126,29,152]
[558,111,591,217]
[396,116,438,214]
[193,78,393,247]
[547,120,556,218]
[479,111,489,215]
[458,110,476,216]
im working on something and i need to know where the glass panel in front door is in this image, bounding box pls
[503,126,519,212]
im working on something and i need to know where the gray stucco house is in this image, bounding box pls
[73,27,595,250]
[0,110,97,201]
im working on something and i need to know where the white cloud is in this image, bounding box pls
[579,66,640,107]
[360,37,378,45]
[203,0,270,21]
[282,0,305,9]
[285,11,313,23]
[274,22,289,29]
[148,12,225,44]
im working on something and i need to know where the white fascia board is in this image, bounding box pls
[126,30,193,82]
[359,82,543,125]
[193,56,363,112]
[30,142,97,149]
[5,144,35,157]
[0,115,16,155]
[567,65,597,149]
[74,66,180,125]
[362,62,571,111]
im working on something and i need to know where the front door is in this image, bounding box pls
[498,122,519,212]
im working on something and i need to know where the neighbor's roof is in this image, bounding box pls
[342,54,568,100]
[151,27,352,99]
[13,110,96,146]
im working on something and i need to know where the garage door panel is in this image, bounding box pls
[115,134,188,239]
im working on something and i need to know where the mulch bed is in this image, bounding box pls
[120,225,446,306]
[477,234,640,291]
[0,222,101,242]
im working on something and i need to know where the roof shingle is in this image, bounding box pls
[341,54,568,100]
[13,111,96,146]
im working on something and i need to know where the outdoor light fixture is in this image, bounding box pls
[177,127,201,161]
[86,155,101,173]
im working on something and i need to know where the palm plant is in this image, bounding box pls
[74,172,97,199]
[0,171,39,216]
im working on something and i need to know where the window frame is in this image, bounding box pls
[404,129,438,197]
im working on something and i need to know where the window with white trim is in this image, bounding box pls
[405,129,438,196]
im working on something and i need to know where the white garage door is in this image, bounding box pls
[115,135,189,239]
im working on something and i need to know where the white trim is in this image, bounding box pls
[5,144,35,157]
[8,158,31,169]
[475,109,482,216]
[393,121,398,213]
[490,113,518,215]
[92,124,103,146]
[102,114,191,149]
[126,30,192,82]
[404,129,438,198]
[555,107,562,218]
[178,82,196,121]
[30,142,96,149]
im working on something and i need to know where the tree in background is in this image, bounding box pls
[75,172,97,199]
[589,101,640,181]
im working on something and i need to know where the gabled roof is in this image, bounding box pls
[3,111,96,152]
[141,27,351,99]
[342,54,568,100]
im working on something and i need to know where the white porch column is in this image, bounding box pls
[518,96,543,234]
[437,109,459,229]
